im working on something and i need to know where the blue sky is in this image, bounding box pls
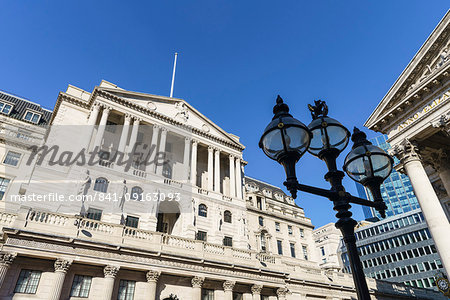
[1,1,449,227]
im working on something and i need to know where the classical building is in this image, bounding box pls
[0,81,446,300]
[364,10,450,275]
[339,209,445,291]
[312,223,342,270]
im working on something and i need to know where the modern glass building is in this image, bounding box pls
[356,134,420,220]
[338,209,444,290]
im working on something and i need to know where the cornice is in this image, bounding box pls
[49,92,90,125]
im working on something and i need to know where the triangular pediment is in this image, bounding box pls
[365,10,450,131]
[97,86,243,148]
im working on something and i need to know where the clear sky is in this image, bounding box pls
[1,1,449,228]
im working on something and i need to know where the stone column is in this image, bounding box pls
[49,258,72,300]
[128,118,141,153]
[251,284,263,300]
[191,140,198,185]
[149,124,161,173]
[229,155,236,197]
[223,281,235,300]
[146,270,161,300]
[103,265,120,300]
[208,147,214,190]
[156,127,168,175]
[191,276,205,300]
[0,252,16,289]
[214,148,221,193]
[235,157,242,199]
[184,137,191,181]
[276,287,289,300]
[392,139,450,274]
[117,114,132,154]
[87,103,101,126]
[93,106,111,149]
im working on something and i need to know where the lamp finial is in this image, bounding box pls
[308,100,328,119]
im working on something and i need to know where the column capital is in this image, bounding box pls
[251,284,263,294]
[0,252,16,266]
[229,154,235,160]
[160,126,168,133]
[152,124,161,130]
[54,258,72,273]
[208,146,214,152]
[276,286,289,297]
[146,270,161,283]
[431,113,450,136]
[390,139,421,166]
[104,265,120,278]
[191,276,205,288]
[124,113,133,121]
[102,105,112,113]
[133,117,143,123]
[214,147,221,152]
[92,103,102,110]
[223,280,235,291]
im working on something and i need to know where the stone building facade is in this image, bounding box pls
[364,10,450,275]
[313,223,343,271]
[0,82,445,300]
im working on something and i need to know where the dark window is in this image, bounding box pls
[277,240,283,255]
[14,270,41,294]
[256,197,262,209]
[196,231,207,241]
[320,246,325,256]
[258,216,264,226]
[223,236,233,247]
[106,120,117,133]
[288,225,293,235]
[0,176,10,200]
[86,208,102,221]
[70,275,92,298]
[118,280,135,300]
[290,243,296,258]
[302,245,308,260]
[0,102,13,115]
[224,210,232,223]
[198,204,207,217]
[125,216,139,228]
[233,292,243,300]
[130,186,143,201]
[275,222,280,232]
[3,151,21,166]
[94,177,108,193]
[202,289,214,300]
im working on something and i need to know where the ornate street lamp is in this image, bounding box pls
[259,96,393,300]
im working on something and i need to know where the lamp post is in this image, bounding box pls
[259,96,394,300]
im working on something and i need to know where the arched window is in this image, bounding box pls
[258,216,264,226]
[131,186,143,201]
[93,177,108,193]
[198,204,207,217]
[224,210,232,223]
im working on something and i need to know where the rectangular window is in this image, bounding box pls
[288,225,293,235]
[14,270,42,294]
[70,275,92,298]
[0,177,10,200]
[223,236,233,247]
[118,280,135,300]
[256,197,262,209]
[233,292,243,300]
[290,243,296,258]
[125,216,139,228]
[0,101,13,115]
[202,288,214,300]
[196,231,207,241]
[86,208,102,221]
[299,228,304,238]
[3,151,21,166]
[277,240,283,255]
[302,245,308,260]
[23,111,41,123]
[320,246,325,256]
[275,222,280,232]
[106,120,117,133]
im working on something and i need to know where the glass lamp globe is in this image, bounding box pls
[259,95,311,163]
[343,128,393,186]
[306,101,350,157]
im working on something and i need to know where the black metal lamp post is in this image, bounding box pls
[259,96,394,300]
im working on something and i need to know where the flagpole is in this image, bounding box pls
[170,52,178,98]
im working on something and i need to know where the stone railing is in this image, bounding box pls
[256,252,276,264]
[99,159,114,169]
[163,178,183,188]
[132,168,147,178]
[27,210,70,227]
[0,211,17,227]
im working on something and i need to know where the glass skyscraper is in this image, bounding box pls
[356,134,420,220]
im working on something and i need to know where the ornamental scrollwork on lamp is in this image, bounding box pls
[191,276,205,288]
[54,258,72,273]
[146,270,161,283]
[308,99,328,119]
[104,265,120,278]
[0,252,17,266]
